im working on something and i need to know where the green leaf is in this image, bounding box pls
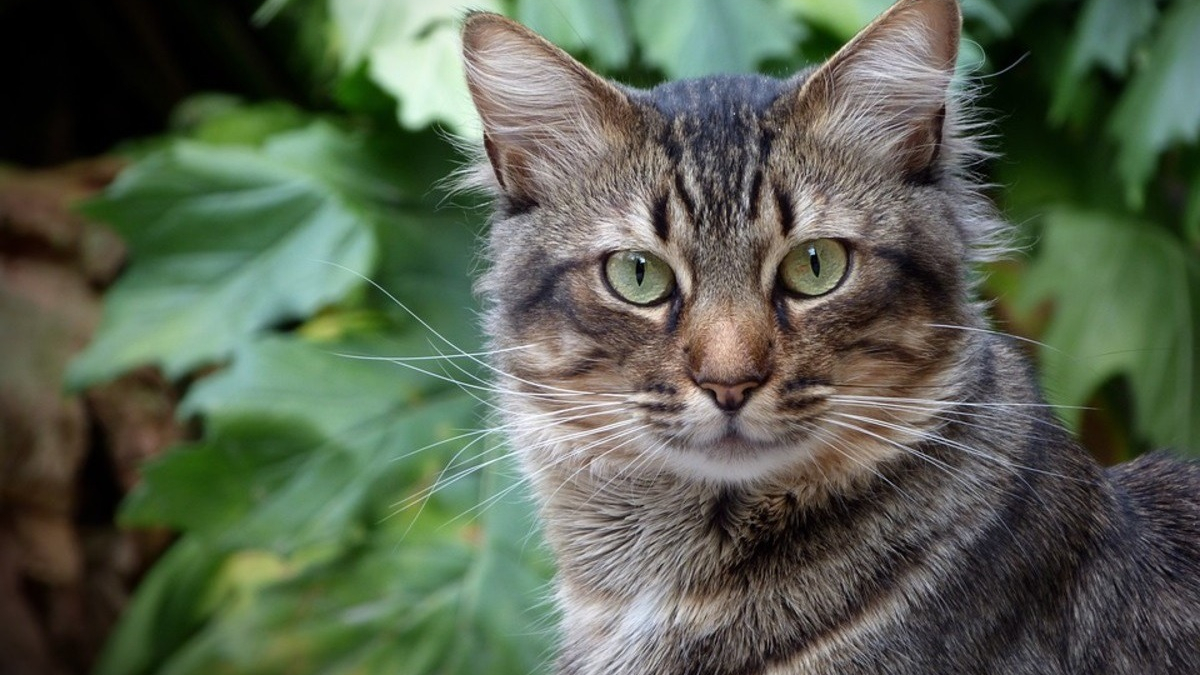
[1049,0,1156,124]
[1187,169,1200,246]
[368,207,485,349]
[180,332,477,444]
[264,122,465,209]
[180,335,487,520]
[168,95,309,147]
[260,121,410,207]
[1109,0,1200,205]
[119,415,329,536]
[252,0,294,25]
[782,0,891,40]
[127,454,554,675]
[631,0,804,78]
[983,0,1048,28]
[1059,0,1155,78]
[67,124,378,387]
[329,0,503,134]
[94,537,227,675]
[960,0,1011,38]
[1019,208,1200,452]
[515,0,632,69]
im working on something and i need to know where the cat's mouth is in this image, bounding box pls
[703,427,790,453]
[655,417,820,482]
[666,406,805,450]
[666,434,813,483]
[636,392,833,481]
[715,422,760,446]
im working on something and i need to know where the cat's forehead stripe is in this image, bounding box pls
[746,168,765,224]
[672,173,698,223]
[639,81,783,240]
[651,193,670,242]
[774,184,796,236]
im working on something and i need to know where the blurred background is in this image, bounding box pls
[1,0,1197,673]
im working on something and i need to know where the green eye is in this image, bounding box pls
[779,239,849,297]
[604,250,676,305]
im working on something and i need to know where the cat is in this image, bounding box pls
[458,0,1200,673]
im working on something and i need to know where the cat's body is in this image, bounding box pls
[459,0,1200,672]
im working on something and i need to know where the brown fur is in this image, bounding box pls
[460,1,1200,672]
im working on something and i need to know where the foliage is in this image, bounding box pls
[70,0,1200,673]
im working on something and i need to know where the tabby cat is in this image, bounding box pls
[458,0,1200,672]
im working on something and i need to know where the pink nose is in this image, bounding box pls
[698,380,761,412]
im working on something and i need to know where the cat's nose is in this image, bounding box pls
[698,379,761,412]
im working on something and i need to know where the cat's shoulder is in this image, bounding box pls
[1108,451,1200,503]
[1106,452,1200,558]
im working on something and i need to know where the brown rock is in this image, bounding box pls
[0,157,182,675]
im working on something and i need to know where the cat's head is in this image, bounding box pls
[462,0,1007,488]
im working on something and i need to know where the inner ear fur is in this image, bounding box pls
[771,0,962,178]
[461,13,634,207]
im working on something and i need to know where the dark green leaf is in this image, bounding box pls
[181,335,477,449]
[1049,0,1156,123]
[261,121,411,207]
[179,335,487,525]
[94,537,227,675]
[120,415,328,535]
[961,0,1011,38]
[1187,169,1200,246]
[169,95,309,146]
[1109,0,1200,205]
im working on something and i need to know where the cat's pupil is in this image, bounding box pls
[635,257,646,285]
[809,246,821,277]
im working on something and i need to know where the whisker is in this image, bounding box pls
[828,395,1052,433]
[796,420,913,503]
[572,430,665,512]
[925,322,1060,352]
[828,409,1082,484]
[528,421,650,492]
[367,352,625,406]
[468,422,652,523]
[400,416,640,511]
[830,393,1090,412]
[388,404,638,531]
[822,416,985,500]
[330,343,535,363]
[392,430,503,537]
[318,259,618,398]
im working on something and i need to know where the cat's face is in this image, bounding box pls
[464,0,1002,486]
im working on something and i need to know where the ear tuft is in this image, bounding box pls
[461,13,631,206]
[776,0,962,178]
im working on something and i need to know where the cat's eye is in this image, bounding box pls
[604,250,676,306]
[779,239,849,297]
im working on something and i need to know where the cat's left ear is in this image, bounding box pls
[771,0,961,179]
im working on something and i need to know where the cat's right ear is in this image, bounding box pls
[461,13,631,208]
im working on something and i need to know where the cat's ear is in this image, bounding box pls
[773,0,961,178]
[461,13,632,206]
